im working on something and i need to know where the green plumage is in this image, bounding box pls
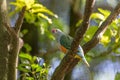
[60,34,73,50]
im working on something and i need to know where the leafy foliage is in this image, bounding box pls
[84,8,120,45]
[10,0,65,41]
[18,53,49,80]
[76,8,120,56]
[10,0,57,24]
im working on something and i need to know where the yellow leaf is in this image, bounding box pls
[101,36,110,45]
[38,13,52,24]
[91,13,105,20]
[115,38,120,43]
[25,0,35,9]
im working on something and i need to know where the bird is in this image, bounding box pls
[51,28,90,67]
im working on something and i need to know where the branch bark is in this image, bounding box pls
[7,7,26,80]
[71,0,95,52]
[14,6,26,34]
[51,0,95,80]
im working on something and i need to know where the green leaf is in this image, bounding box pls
[24,12,36,23]
[101,29,112,45]
[84,26,98,42]
[110,20,118,30]
[25,77,34,80]
[18,63,30,67]
[23,43,32,52]
[19,53,32,61]
[98,8,111,18]
[33,56,37,62]
[17,64,30,73]
[40,68,48,75]
[104,28,112,36]
[36,66,42,72]
[31,64,39,70]
[21,29,28,35]
[91,13,105,21]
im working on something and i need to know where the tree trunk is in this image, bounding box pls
[8,36,19,80]
[0,0,25,80]
[0,0,9,80]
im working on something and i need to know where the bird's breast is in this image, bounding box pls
[59,45,68,53]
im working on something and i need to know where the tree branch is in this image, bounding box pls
[83,2,120,53]
[51,0,95,80]
[0,0,9,79]
[3,23,17,37]
[3,6,26,80]
[71,0,95,52]
[86,42,120,58]
[14,6,26,34]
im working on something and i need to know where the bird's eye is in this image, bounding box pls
[55,29,58,32]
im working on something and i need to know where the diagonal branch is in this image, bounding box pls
[82,2,120,54]
[87,42,120,58]
[14,6,26,34]
[51,0,95,80]
[97,42,120,57]
[71,0,95,52]
[3,23,17,37]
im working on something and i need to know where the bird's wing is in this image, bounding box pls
[60,34,73,50]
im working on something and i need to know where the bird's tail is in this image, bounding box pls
[76,46,90,67]
[82,57,90,67]
[74,55,90,67]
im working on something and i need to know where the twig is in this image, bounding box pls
[14,6,26,34]
[83,2,120,53]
